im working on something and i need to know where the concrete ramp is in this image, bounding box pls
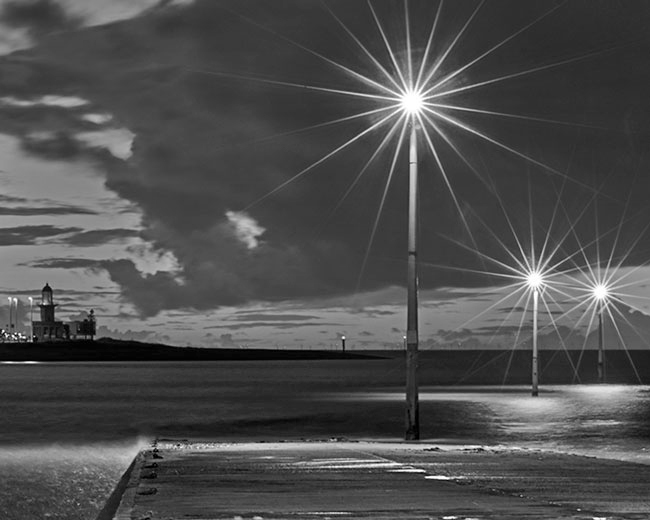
[108,440,650,519]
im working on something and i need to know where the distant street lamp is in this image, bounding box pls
[28,297,34,342]
[526,271,544,397]
[593,284,609,383]
[13,298,18,336]
[7,297,12,335]
[341,335,346,353]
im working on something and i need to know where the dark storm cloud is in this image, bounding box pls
[420,288,496,305]
[494,306,567,316]
[26,257,101,269]
[9,286,106,298]
[0,224,80,245]
[430,324,592,349]
[348,308,397,317]
[0,104,88,134]
[64,228,140,246]
[0,204,97,215]
[496,306,528,313]
[469,324,575,338]
[229,313,321,321]
[470,325,533,337]
[17,129,129,166]
[93,246,325,316]
[204,321,341,330]
[0,194,96,215]
[2,0,650,315]
[99,311,141,320]
[91,259,189,317]
[0,194,28,203]
[21,130,84,159]
[53,287,119,296]
[436,329,475,340]
[1,0,81,38]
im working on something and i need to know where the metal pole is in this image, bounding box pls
[532,288,539,397]
[405,123,420,440]
[597,300,605,383]
[13,298,18,336]
[29,298,34,342]
[8,297,12,335]
[341,335,346,353]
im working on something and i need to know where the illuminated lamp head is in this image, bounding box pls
[400,89,424,115]
[593,283,609,301]
[526,270,544,291]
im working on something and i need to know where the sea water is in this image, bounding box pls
[0,359,649,519]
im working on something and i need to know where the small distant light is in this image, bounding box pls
[593,284,609,301]
[400,89,424,115]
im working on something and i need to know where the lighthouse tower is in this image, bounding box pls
[39,283,56,322]
[32,283,68,342]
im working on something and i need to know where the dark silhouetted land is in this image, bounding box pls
[1,340,649,384]
[0,338,375,362]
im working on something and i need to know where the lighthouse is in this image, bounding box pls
[39,283,56,322]
[30,283,97,342]
[32,283,68,342]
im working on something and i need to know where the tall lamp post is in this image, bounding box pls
[401,90,424,440]
[593,284,608,383]
[28,297,34,342]
[13,298,18,337]
[526,271,544,397]
[7,296,13,336]
[341,335,346,353]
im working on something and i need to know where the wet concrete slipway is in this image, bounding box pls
[99,440,650,520]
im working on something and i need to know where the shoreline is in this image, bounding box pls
[100,438,650,519]
[0,341,380,362]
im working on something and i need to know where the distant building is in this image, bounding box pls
[32,283,96,342]
[69,309,96,340]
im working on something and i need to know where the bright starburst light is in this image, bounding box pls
[526,270,544,292]
[592,283,609,302]
[400,89,424,115]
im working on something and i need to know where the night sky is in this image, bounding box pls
[1,0,650,349]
